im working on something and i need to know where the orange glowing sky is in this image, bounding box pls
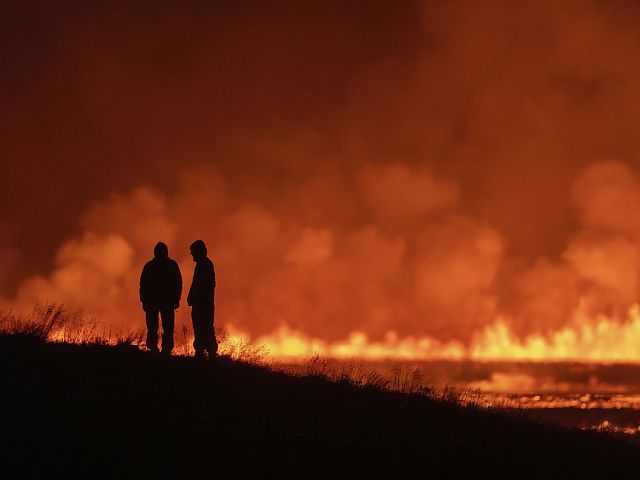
[4,0,640,360]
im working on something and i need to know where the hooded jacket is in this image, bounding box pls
[140,245,182,310]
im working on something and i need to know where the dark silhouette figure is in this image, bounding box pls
[140,242,182,355]
[187,239,218,359]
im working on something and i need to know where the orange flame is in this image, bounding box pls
[226,302,640,362]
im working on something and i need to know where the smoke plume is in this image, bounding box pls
[3,1,640,353]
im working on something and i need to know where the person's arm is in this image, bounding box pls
[204,261,215,302]
[187,264,198,306]
[139,263,149,307]
[173,261,182,308]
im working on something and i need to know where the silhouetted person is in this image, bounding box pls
[140,242,182,355]
[187,239,218,360]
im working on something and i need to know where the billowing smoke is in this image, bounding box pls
[0,163,500,341]
[3,1,640,349]
[4,159,640,346]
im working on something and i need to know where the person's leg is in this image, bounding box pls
[192,306,205,358]
[205,305,218,356]
[160,308,175,355]
[145,309,159,352]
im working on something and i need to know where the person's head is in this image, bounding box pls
[190,239,207,261]
[154,241,169,258]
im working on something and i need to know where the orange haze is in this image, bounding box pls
[4,1,640,361]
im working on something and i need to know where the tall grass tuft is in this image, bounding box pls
[0,303,145,347]
[0,304,68,342]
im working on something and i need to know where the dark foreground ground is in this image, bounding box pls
[2,335,640,478]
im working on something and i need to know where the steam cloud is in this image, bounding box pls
[3,1,640,346]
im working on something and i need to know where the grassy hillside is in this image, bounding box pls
[2,334,640,478]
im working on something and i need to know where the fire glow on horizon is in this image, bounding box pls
[41,301,640,364]
[228,303,640,362]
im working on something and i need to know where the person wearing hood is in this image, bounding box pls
[187,239,218,360]
[139,242,182,355]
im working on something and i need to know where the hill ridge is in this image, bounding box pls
[2,335,640,478]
